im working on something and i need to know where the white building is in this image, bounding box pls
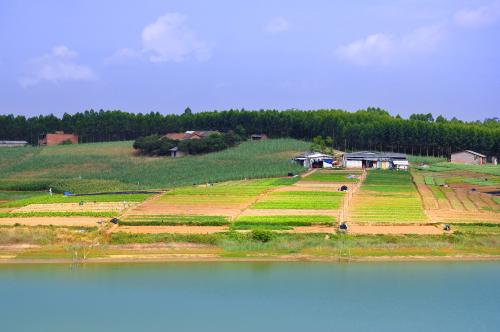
[294,152,334,169]
[343,151,408,169]
[0,140,28,148]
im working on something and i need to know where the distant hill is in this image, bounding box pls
[0,139,308,193]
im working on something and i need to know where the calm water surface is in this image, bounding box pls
[0,262,499,332]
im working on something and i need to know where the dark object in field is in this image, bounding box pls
[288,172,294,177]
[79,201,84,206]
[110,218,119,224]
[339,185,348,191]
[339,223,348,231]
[443,224,451,231]
[471,188,476,192]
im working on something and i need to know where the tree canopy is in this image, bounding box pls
[1,108,498,157]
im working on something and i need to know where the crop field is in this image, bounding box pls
[128,179,283,217]
[120,215,229,226]
[412,167,500,223]
[300,170,360,183]
[419,162,500,176]
[233,215,335,229]
[0,139,308,193]
[251,191,344,209]
[0,193,151,208]
[348,170,428,223]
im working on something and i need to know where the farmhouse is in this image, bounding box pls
[163,130,220,141]
[0,140,28,147]
[38,131,78,146]
[343,151,408,169]
[294,152,334,168]
[451,150,486,165]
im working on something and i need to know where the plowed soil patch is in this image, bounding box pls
[348,224,444,235]
[0,217,102,226]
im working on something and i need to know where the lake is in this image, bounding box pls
[0,262,499,331]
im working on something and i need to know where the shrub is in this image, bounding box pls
[251,229,274,242]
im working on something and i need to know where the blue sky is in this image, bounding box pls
[1,0,499,120]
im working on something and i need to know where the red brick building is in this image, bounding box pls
[38,131,79,146]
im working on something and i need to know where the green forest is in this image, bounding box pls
[1,107,499,156]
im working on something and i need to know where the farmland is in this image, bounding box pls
[0,139,498,261]
[348,170,428,223]
[0,139,308,193]
[412,164,500,223]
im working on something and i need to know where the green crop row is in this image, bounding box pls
[120,215,229,226]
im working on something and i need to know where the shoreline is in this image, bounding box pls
[1,254,499,265]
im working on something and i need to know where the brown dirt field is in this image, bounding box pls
[239,209,338,216]
[116,226,228,234]
[443,190,465,210]
[468,192,490,210]
[455,189,478,211]
[0,217,103,227]
[478,193,499,210]
[416,184,439,210]
[426,210,499,223]
[348,224,444,235]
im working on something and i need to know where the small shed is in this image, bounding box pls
[0,140,28,148]
[294,152,334,168]
[168,146,186,158]
[251,134,268,141]
[451,150,486,165]
[38,131,78,146]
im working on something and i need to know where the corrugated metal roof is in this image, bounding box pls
[344,151,407,159]
[463,150,486,158]
[0,140,28,144]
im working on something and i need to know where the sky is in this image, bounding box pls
[0,0,499,121]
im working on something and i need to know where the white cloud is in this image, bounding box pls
[335,25,445,66]
[108,13,213,64]
[454,1,500,27]
[19,45,96,87]
[104,48,143,64]
[265,17,290,33]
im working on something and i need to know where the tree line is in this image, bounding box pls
[1,108,499,157]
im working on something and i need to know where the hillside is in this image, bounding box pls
[0,139,309,193]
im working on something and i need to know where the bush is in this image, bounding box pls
[251,229,274,243]
[133,132,244,156]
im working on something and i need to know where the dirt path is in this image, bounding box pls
[0,217,103,227]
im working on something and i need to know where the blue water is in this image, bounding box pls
[0,262,499,332]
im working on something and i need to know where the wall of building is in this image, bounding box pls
[451,152,485,165]
[345,160,362,168]
[40,133,78,146]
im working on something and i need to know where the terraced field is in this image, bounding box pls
[412,168,500,223]
[348,170,428,223]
